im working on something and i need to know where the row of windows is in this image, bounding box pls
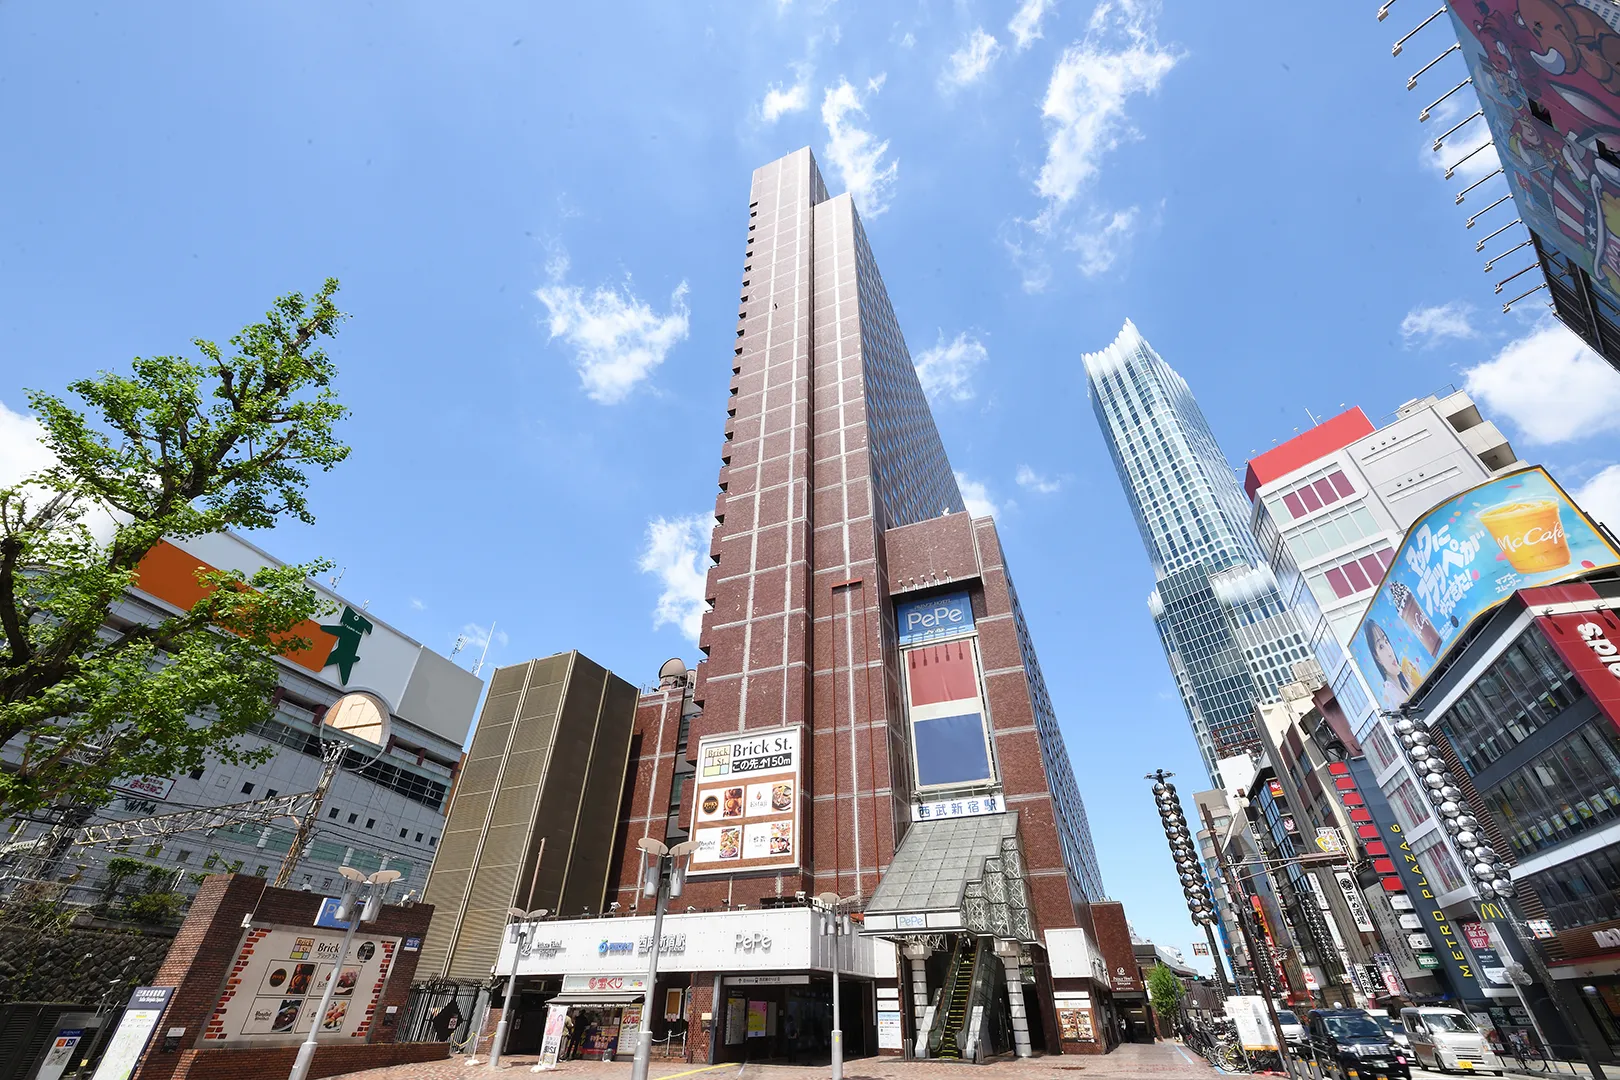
[247,717,450,811]
[1265,466,1356,523]
[1482,718,1620,857]
[322,804,437,846]
[1437,627,1586,777]
[1305,543,1395,603]
[1285,503,1381,565]
[1525,844,1620,928]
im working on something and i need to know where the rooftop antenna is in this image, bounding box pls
[1304,406,1321,426]
[450,634,469,658]
[473,621,497,676]
[328,567,347,590]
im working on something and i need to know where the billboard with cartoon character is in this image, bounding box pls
[1349,467,1618,712]
[1448,0,1620,306]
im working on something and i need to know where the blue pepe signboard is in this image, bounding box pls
[895,591,974,646]
[1350,467,1618,712]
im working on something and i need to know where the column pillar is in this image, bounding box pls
[996,942,1032,1059]
[902,942,932,1057]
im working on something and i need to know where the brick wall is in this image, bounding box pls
[133,874,434,1080]
[158,1042,445,1080]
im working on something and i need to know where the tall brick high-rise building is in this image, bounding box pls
[466,150,1121,1066]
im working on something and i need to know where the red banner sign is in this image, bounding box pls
[1533,606,1620,734]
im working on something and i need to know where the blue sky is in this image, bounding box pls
[4,1,1619,973]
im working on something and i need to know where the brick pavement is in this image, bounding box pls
[331,1042,1221,1080]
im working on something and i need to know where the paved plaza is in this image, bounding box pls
[334,1043,1222,1080]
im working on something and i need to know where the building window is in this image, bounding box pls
[175,850,192,864]
[429,836,437,847]
[255,865,269,878]
[241,782,255,795]
[365,819,375,830]
[415,833,423,843]
[1482,718,1620,857]
[1381,774,1432,833]
[1524,845,1620,928]
[348,813,358,824]
[1411,830,1467,893]
[328,808,340,819]
[1267,467,1356,522]
[1439,627,1587,776]
[267,789,278,798]
[189,767,205,780]
[399,828,408,839]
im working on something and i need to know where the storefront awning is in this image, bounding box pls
[863,811,1026,936]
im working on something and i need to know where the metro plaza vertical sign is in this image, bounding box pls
[689,726,802,875]
[895,592,1001,814]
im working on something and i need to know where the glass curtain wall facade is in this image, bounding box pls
[1085,321,1313,783]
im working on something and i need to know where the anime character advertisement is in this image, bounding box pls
[1448,0,1620,305]
[1351,467,1618,711]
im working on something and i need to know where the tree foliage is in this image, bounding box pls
[0,280,350,818]
[1146,962,1185,1029]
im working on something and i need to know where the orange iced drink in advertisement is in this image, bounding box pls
[1478,498,1571,574]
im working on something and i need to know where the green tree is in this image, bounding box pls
[1146,962,1186,1036]
[0,280,350,818]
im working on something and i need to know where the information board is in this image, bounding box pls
[91,987,173,1080]
[1224,996,1277,1051]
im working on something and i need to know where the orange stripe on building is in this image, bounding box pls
[133,540,336,675]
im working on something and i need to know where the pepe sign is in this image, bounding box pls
[690,725,800,875]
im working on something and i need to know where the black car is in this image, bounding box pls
[1307,1008,1412,1080]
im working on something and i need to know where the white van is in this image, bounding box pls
[1399,1006,1502,1074]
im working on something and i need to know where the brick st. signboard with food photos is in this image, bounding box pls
[689,725,801,875]
[1351,467,1620,712]
[200,925,399,1046]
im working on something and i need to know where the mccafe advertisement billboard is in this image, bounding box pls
[1351,468,1619,712]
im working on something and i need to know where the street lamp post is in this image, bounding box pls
[817,892,856,1080]
[629,837,696,1080]
[489,906,549,1068]
[287,866,400,1080]
[1145,771,1228,996]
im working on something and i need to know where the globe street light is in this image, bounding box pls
[488,905,549,1068]
[817,892,857,1080]
[287,866,400,1080]
[629,837,697,1080]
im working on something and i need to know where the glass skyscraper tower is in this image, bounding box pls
[1084,320,1313,783]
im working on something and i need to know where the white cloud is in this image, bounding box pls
[1463,320,1620,443]
[1070,206,1139,276]
[898,30,917,49]
[914,331,988,402]
[1577,465,1620,534]
[639,514,714,642]
[534,252,691,404]
[955,472,999,518]
[1016,465,1061,494]
[409,597,426,611]
[762,61,812,122]
[942,28,1002,91]
[1400,301,1477,346]
[1424,95,1502,184]
[0,400,54,490]
[821,75,898,218]
[1034,22,1180,221]
[1009,0,1055,50]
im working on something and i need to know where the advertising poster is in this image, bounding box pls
[1351,468,1619,711]
[91,987,173,1080]
[201,926,398,1045]
[725,997,747,1045]
[1445,1,1620,314]
[1057,1008,1094,1041]
[536,1006,569,1070]
[690,726,800,875]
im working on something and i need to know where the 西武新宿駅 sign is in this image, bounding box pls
[1351,467,1619,712]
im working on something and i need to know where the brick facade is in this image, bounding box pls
[133,874,436,1080]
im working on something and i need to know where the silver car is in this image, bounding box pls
[1275,1008,1307,1048]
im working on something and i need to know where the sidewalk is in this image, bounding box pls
[1497,1061,1616,1079]
[332,1042,1220,1079]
